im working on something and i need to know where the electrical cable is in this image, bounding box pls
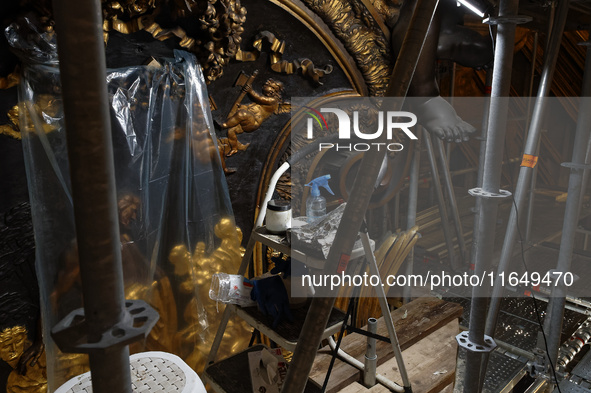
[502,138,563,393]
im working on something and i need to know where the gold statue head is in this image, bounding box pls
[214,218,237,240]
[169,244,192,276]
[0,326,27,368]
[263,79,284,98]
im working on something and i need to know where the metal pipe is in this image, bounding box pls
[448,62,456,167]
[476,70,493,189]
[578,126,591,215]
[363,318,378,387]
[525,138,541,242]
[51,0,131,392]
[403,139,421,303]
[524,378,549,393]
[327,337,404,392]
[282,0,439,389]
[463,0,522,388]
[435,137,467,265]
[361,232,411,388]
[423,130,459,270]
[485,0,571,342]
[470,68,492,273]
[524,32,539,243]
[543,34,591,370]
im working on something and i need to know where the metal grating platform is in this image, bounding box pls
[553,379,591,393]
[454,348,527,393]
[440,288,588,354]
[572,350,591,382]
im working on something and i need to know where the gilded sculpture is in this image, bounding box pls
[49,192,249,376]
[221,73,289,157]
[169,217,251,372]
[102,0,247,83]
[0,326,47,393]
[0,70,19,90]
[302,0,393,96]
[235,31,333,85]
[0,106,22,140]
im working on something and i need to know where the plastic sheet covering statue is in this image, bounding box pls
[9,21,250,391]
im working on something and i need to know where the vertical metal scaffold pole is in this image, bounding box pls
[423,130,460,269]
[50,1,133,392]
[470,70,492,278]
[484,0,570,343]
[435,137,467,265]
[281,0,439,391]
[543,35,591,375]
[459,0,521,390]
[403,139,421,303]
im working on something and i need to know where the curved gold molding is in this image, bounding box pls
[270,0,368,95]
[301,0,393,96]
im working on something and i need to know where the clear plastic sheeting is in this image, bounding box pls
[5,17,59,65]
[18,49,250,390]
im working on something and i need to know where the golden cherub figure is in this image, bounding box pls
[168,217,249,373]
[222,78,289,156]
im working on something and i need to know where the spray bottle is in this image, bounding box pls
[305,174,334,225]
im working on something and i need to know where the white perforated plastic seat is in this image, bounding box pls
[55,352,206,393]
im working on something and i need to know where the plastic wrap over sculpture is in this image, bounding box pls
[17,47,250,389]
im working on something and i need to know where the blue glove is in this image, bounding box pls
[270,255,291,278]
[250,275,294,328]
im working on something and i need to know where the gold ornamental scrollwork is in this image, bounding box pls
[235,31,333,85]
[301,0,393,96]
[102,0,247,83]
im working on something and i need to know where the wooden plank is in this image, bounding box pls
[337,382,368,393]
[310,297,463,393]
[376,320,458,393]
[334,320,459,393]
[439,384,454,393]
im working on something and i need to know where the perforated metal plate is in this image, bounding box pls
[572,350,591,381]
[56,352,204,393]
[455,348,527,393]
[553,380,591,393]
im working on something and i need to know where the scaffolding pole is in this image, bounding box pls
[470,70,492,276]
[50,0,134,392]
[524,32,539,243]
[424,131,460,269]
[434,137,467,265]
[459,0,522,390]
[281,0,439,390]
[542,35,591,377]
[484,0,570,342]
[403,139,421,303]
